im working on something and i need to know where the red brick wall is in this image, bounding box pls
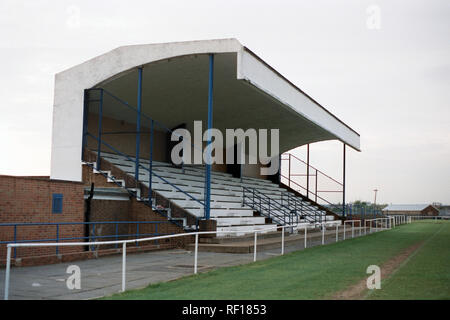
[0,175,84,259]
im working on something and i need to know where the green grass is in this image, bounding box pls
[103,221,450,300]
[367,221,450,299]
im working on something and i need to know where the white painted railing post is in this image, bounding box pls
[253,231,257,262]
[281,226,285,255]
[336,225,339,242]
[304,227,307,248]
[121,242,126,293]
[321,224,325,245]
[359,220,362,236]
[194,233,199,274]
[343,223,346,240]
[4,246,11,300]
[352,221,354,238]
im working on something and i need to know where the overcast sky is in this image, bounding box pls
[1,0,449,205]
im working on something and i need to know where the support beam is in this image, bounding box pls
[135,67,143,182]
[204,54,214,220]
[306,144,310,198]
[81,90,89,161]
[288,153,291,187]
[342,143,346,217]
[149,119,154,205]
[96,89,104,170]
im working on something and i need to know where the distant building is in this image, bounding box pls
[436,205,450,216]
[382,204,439,216]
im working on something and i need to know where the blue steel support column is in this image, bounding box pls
[204,54,214,220]
[342,143,346,217]
[96,89,104,170]
[82,90,89,161]
[149,119,154,205]
[135,67,143,182]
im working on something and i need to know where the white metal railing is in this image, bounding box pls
[409,215,447,222]
[3,219,398,300]
[364,217,395,234]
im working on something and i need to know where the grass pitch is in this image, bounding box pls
[104,220,449,300]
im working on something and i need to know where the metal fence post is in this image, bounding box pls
[351,221,354,238]
[253,231,258,262]
[121,242,126,292]
[336,225,339,242]
[322,224,325,245]
[343,223,346,240]
[304,227,307,248]
[281,226,285,255]
[4,246,11,300]
[194,233,199,274]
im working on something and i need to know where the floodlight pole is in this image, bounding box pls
[205,54,214,220]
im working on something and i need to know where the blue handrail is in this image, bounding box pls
[242,187,298,226]
[0,221,172,258]
[280,193,323,223]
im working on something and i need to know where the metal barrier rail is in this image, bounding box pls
[280,152,344,215]
[3,218,401,300]
[242,187,298,226]
[280,192,324,223]
[0,221,172,258]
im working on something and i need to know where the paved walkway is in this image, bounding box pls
[1,227,372,300]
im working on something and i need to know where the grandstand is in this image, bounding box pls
[1,39,360,264]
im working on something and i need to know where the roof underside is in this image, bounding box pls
[94,50,359,154]
[50,39,360,182]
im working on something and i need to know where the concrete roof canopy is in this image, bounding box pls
[51,39,360,181]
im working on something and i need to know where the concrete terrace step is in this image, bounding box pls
[98,152,335,235]
[190,208,255,218]
[214,216,266,227]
